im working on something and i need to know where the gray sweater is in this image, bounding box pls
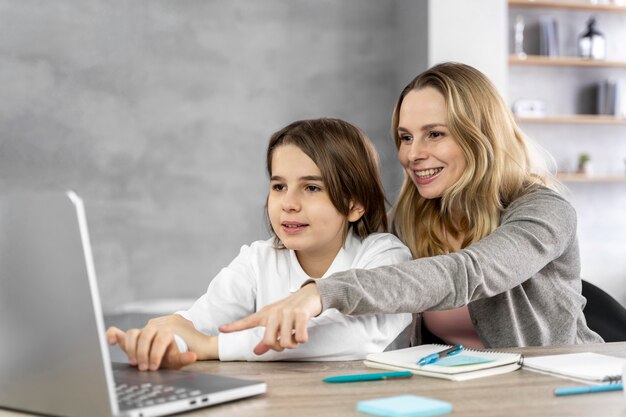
[316,186,603,348]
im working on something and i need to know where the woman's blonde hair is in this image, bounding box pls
[390,62,548,258]
[266,118,388,246]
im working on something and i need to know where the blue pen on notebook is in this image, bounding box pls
[417,344,463,366]
[554,383,623,396]
[323,371,413,383]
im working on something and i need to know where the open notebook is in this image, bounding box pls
[364,344,522,381]
[523,352,625,385]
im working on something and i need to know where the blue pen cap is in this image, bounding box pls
[417,354,439,366]
[417,345,463,366]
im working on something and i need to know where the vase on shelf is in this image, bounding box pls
[578,17,606,60]
[514,15,527,59]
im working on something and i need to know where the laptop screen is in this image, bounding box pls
[0,191,265,417]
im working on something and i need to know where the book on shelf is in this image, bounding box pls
[597,79,624,116]
[523,352,625,385]
[539,16,559,57]
[364,344,522,382]
[616,80,625,117]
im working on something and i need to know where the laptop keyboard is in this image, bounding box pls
[116,382,204,408]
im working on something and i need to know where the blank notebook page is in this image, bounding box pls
[523,352,625,383]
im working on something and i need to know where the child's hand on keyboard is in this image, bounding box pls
[106,314,217,371]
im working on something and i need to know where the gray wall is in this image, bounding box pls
[0,0,405,312]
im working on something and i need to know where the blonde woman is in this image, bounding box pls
[221,62,603,353]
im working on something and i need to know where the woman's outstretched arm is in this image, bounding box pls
[219,282,322,354]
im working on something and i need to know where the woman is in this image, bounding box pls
[220,62,603,353]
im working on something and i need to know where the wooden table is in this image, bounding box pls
[1,342,625,417]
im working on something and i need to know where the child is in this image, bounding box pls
[107,118,412,370]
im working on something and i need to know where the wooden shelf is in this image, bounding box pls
[509,0,626,13]
[515,114,626,124]
[509,55,626,68]
[557,173,626,182]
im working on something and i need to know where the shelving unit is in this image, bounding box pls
[508,0,626,309]
[557,173,626,182]
[509,54,626,68]
[509,0,626,12]
[508,0,626,125]
[508,0,626,183]
[515,115,626,124]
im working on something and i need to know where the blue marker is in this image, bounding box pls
[554,383,623,396]
[323,371,413,383]
[417,344,463,366]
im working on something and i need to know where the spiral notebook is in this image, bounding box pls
[364,344,522,381]
[523,352,625,385]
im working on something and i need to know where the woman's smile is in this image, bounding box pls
[413,167,444,184]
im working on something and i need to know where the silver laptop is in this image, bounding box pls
[0,191,266,417]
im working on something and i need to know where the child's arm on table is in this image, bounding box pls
[106,243,258,370]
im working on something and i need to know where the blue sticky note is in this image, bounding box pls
[357,395,452,417]
[433,354,495,367]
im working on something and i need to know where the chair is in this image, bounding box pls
[581,280,626,342]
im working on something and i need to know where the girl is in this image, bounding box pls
[107,118,412,370]
[221,62,604,352]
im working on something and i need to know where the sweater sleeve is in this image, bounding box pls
[317,187,577,315]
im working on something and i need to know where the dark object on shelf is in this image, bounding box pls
[597,79,619,115]
[539,16,559,57]
[578,16,606,60]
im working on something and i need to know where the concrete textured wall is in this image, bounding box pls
[0,0,401,311]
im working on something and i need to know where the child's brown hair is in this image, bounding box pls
[266,118,388,244]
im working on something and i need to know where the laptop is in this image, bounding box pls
[0,191,266,417]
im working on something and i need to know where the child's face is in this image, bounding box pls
[396,87,467,200]
[268,144,348,270]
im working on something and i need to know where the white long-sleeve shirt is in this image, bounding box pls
[176,231,412,361]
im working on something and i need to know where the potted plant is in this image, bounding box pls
[577,153,593,175]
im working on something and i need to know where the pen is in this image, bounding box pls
[323,371,413,383]
[417,344,463,366]
[554,383,623,396]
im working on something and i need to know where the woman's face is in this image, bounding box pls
[396,87,466,200]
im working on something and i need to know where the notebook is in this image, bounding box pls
[364,344,522,381]
[523,352,625,385]
[0,191,266,417]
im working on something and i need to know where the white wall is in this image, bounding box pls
[394,0,508,95]
[429,0,508,95]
